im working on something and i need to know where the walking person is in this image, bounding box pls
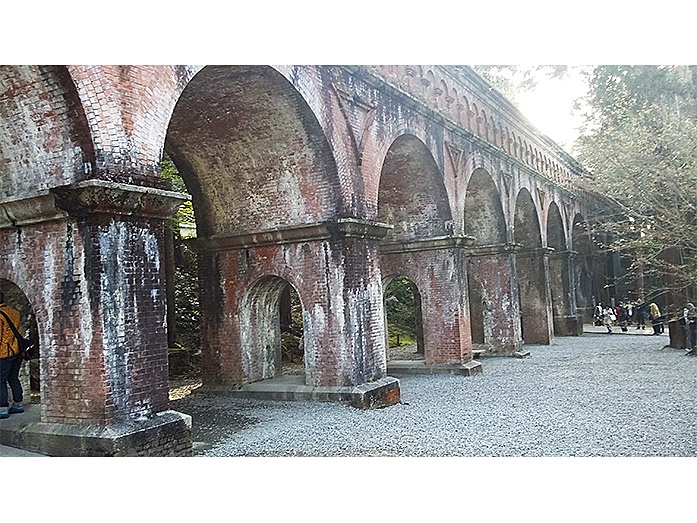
[0,291,24,419]
[602,306,615,333]
[617,301,629,332]
[635,299,647,330]
[593,302,603,326]
[649,302,663,335]
[684,303,697,355]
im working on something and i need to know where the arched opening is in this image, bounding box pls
[279,283,305,375]
[0,279,40,408]
[383,275,424,361]
[464,168,509,350]
[165,65,340,238]
[377,134,453,242]
[464,169,506,246]
[240,276,306,382]
[514,188,551,344]
[162,65,340,390]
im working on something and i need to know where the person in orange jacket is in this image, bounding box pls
[0,290,24,418]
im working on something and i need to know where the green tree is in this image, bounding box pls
[576,66,697,309]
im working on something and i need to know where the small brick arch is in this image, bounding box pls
[382,274,425,358]
[238,275,308,383]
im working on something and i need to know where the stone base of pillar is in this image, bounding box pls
[553,314,583,336]
[200,376,401,409]
[387,360,482,376]
[0,406,192,457]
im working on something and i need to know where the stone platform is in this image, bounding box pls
[0,404,192,457]
[387,360,483,376]
[198,375,401,409]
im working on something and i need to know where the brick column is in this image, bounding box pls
[0,180,193,456]
[380,237,474,365]
[549,250,582,335]
[516,247,554,345]
[466,245,523,354]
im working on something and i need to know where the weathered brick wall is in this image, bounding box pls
[0,219,109,423]
[66,65,199,184]
[83,216,169,422]
[377,134,453,242]
[513,188,553,344]
[196,228,387,388]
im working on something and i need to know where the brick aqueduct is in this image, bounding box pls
[0,65,608,456]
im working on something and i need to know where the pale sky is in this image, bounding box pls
[513,66,592,155]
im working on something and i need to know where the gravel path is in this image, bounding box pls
[171,327,697,457]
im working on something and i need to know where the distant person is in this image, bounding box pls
[0,291,24,419]
[616,301,629,332]
[635,299,647,330]
[593,303,603,326]
[684,303,697,354]
[602,306,615,333]
[649,302,664,335]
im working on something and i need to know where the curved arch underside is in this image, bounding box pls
[464,169,506,245]
[165,65,340,238]
[513,188,542,248]
[547,202,566,251]
[377,134,452,242]
[0,65,94,199]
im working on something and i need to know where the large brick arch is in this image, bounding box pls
[513,188,542,248]
[165,65,342,237]
[464,168,507,245]
[0,65,95,198]
[377,134,453,241]
[514,188,553,344]
[547,201,567,250]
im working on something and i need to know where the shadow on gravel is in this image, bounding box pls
[171,394,261,455]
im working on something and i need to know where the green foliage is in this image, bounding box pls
[281,287,304,361]
[576,66,697,302]
[161,156,200,351]
[162,155,196,238]
[385,276,417,347]
[174,236,200,351]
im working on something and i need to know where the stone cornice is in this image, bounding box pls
[0,193,68,229]
[379,235,476,254]
[462,242,520,257]
[189,218,393,252]
[515,246,556,258]
[548,249,578,259]
[0,180,189,229]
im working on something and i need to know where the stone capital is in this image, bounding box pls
[52,179,190,220]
